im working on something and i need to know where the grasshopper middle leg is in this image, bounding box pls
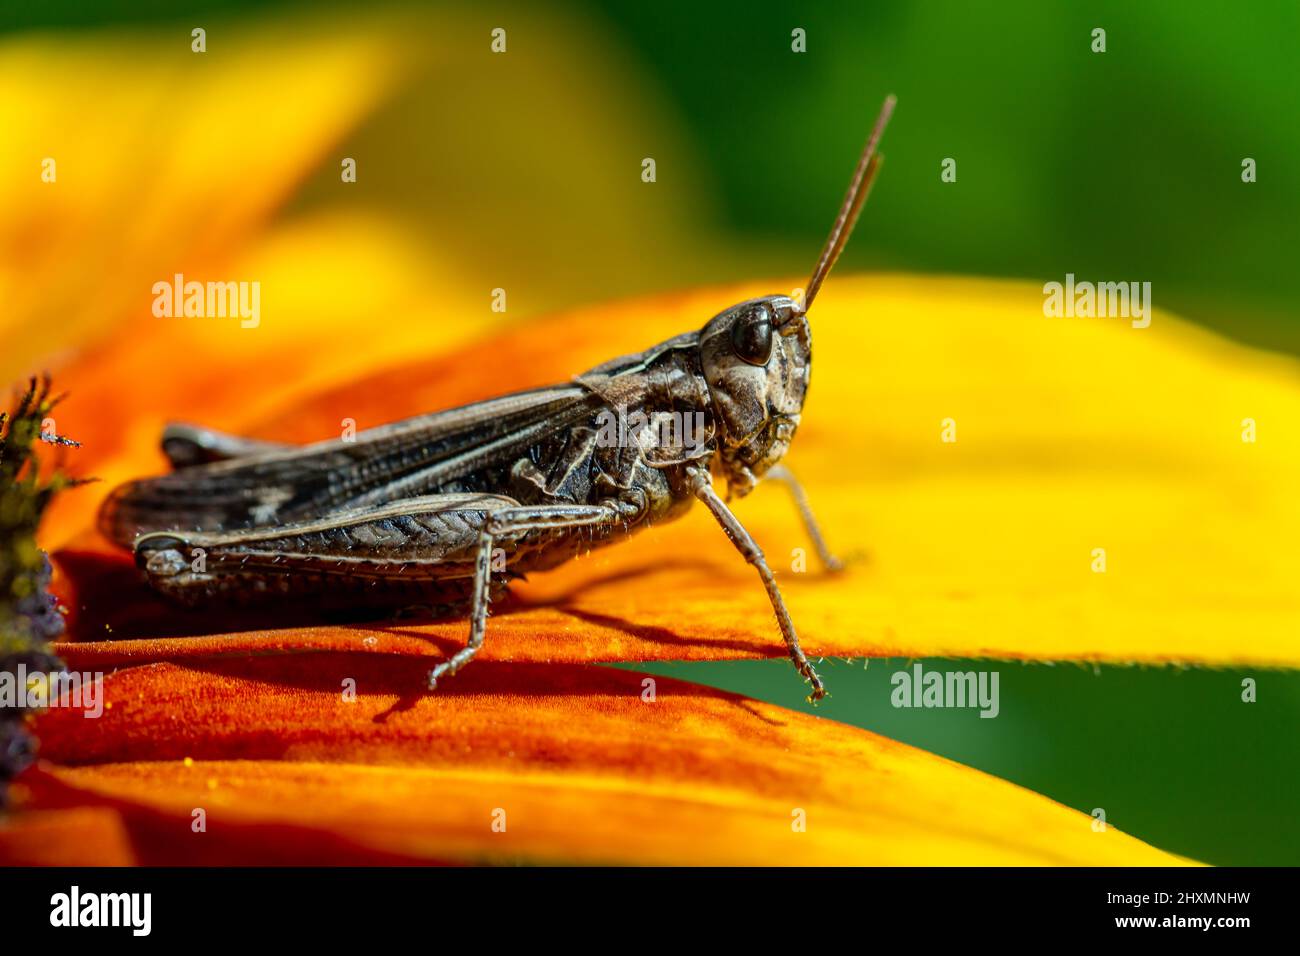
[763,463,844,572]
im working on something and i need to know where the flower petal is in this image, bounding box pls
[10,658,1193,865]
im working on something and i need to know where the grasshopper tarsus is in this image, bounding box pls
[799,659,828,705]
[102,96,897,702]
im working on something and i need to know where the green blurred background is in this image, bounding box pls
[6,0,1297,865]
[625,660,1300,866]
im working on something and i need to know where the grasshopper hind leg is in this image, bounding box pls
[127,493,624,691]
[131,494,520,613]
[427,503,623,690]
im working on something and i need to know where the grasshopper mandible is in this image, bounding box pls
[99,96,896,702]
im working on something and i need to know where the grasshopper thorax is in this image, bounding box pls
[699,294,810,498]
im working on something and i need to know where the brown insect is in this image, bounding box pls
[99,96,896,702]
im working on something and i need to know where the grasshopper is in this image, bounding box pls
[99,96,896,702]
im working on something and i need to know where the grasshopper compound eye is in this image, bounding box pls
[730,302,775,365]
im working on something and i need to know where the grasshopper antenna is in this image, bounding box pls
[799,94,895,314]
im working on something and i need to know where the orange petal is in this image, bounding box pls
[0,806,138,866]
[9,659,1192,865]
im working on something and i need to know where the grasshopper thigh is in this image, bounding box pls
[133,493,521,612]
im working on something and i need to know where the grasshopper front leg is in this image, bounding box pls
[686,466,826,703]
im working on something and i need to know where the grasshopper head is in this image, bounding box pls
[699,295,810,497]
[699,94,895,498]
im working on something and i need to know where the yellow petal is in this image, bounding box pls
[0,20,405,384]
[51,275,1300,671]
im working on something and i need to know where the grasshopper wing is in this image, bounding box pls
[98,385,603,548]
